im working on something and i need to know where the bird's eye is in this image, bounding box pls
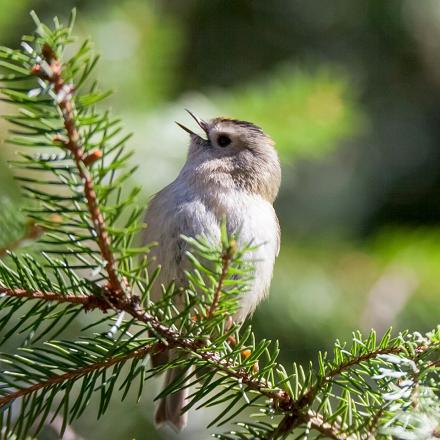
[217,134,231,147]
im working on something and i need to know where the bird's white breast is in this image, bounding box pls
[144,179,279,321]
[209,190,279,320]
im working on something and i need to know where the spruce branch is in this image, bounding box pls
[0,283,293,422]
[123,300,292,406]
[0,342,155,407]
[207,238,235,318]
[301,344,423,406]
[31,42,127,302]
[267,339,438,440]
[0,286,110,311]
[1,282,291,417]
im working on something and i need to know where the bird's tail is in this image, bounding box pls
[154,364,190,431]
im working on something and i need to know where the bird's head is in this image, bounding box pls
[177,110,281,202]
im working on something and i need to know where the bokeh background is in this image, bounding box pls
[1,1,439,439]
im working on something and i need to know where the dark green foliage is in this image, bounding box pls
[0,11,438,440]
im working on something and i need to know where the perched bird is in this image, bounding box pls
[143,111,281,431]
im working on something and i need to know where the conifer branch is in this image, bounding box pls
[31,43,127,302]
[270,340,437,439]
[207,239,235,317]
[124,301,292,406]
[0,342,154,407]
[0,286,110,311]
[1,285,291,409]
[301,346,412,405]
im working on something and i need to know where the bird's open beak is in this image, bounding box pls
[175,109,209,142]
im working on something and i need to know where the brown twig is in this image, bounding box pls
[0,220,43,259]
[0,287,110,311]
[32,44,127,302]
[125,299,292,407]
[269,343,435,439]
[300,346,409,406]
[0,285,290,406]
[2,287,435,440]
[0,343,154,407]
[0,285,291,408]
[207,240,235,318]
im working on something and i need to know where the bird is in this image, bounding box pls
[143,110,281,431]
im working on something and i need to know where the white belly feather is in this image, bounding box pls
[144,183,279,322]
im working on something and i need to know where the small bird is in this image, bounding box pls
[143,111,281,431]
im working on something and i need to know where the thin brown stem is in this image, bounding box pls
[1,283,435,440]
[123,300,292,407]
[0,286,290,410]
[0,287,110,311]
[0,285,290,406]
[33,45,127,302]
[271,343,434,440]
[0,343,154,407]
[207,241,235,318]
[301,346,406,406]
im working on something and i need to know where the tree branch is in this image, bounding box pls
[3,283,434,439]
[207,240,235,317]
[124,300,292,406]
[32,44,127,302]
[301,346,412,406]
[0,343,154,407]
[0,285,291,406]
[0,287,110,311]
[270,343,434,439]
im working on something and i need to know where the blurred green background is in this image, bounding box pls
[1,1,439,439]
